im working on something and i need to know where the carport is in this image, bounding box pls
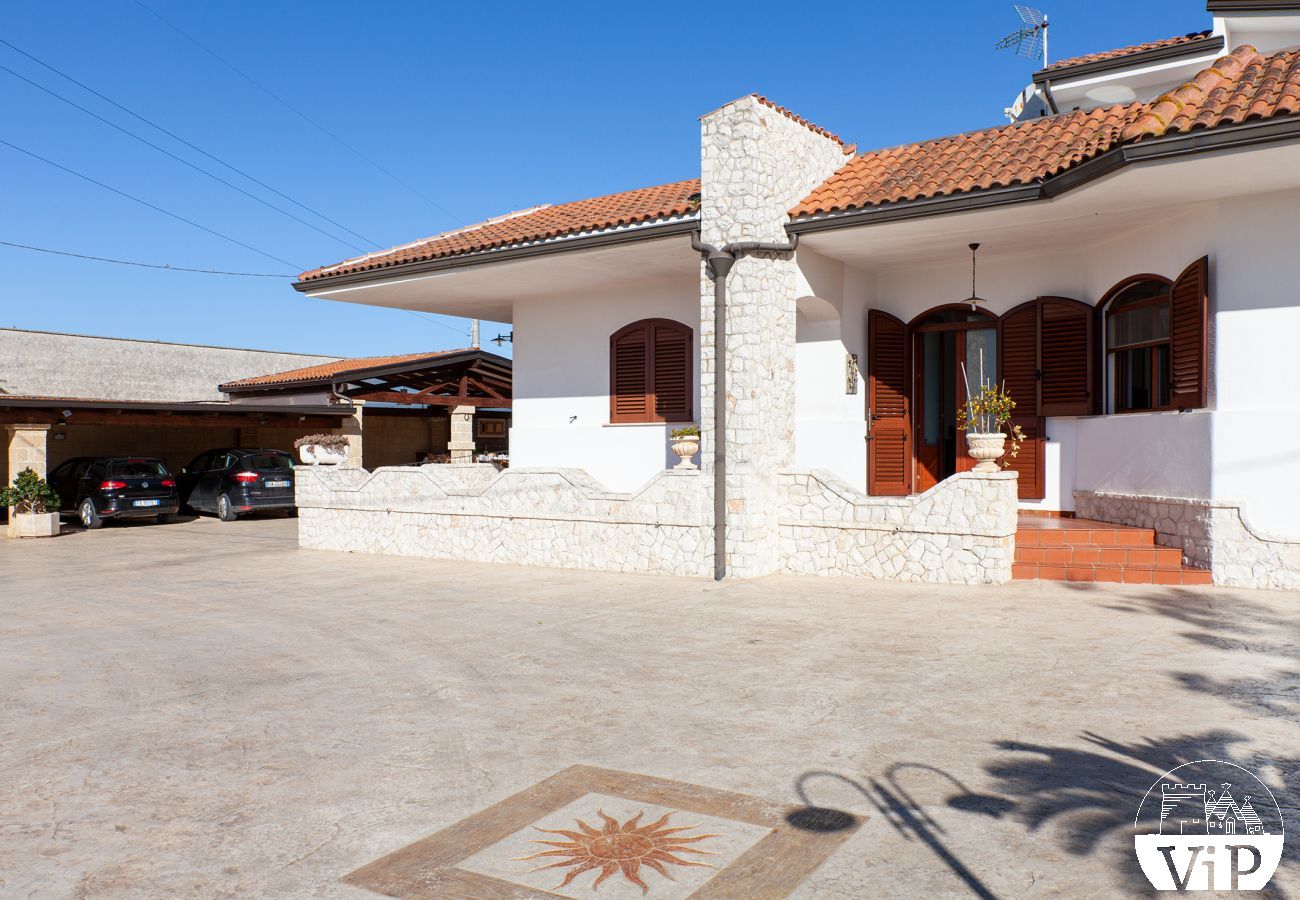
[1,396,348,504]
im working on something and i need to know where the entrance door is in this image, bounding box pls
[910,308,998,493]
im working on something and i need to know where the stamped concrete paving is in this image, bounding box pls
[1,515,1297,897]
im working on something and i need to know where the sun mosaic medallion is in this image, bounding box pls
[514,809,720,893]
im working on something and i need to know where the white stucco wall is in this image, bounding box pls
[509,280,699,492]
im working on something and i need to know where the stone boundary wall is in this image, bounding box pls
[779,470,1020,583]
[296,464,711,577]
[1074,490,1300,591]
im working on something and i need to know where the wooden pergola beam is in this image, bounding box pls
[347,392,511,408]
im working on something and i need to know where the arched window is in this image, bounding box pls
[609,318,693,424]
[1098,258,1207,413]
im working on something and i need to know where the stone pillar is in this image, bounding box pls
[6,423,51,480]
[342,402,364,467]
[448,405,475,463]
[428,414,451,460]
[699,95,855,578]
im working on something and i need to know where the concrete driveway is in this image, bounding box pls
[1,516,1297,897]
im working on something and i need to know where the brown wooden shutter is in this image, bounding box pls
[651,321,692,421]
[1039,298,1092,416]
[610,323,649,423]
[867,310,910,496]
[999,301,1047,501]
[1169,256,1209,409]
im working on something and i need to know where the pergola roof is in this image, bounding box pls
[222,348,513,408]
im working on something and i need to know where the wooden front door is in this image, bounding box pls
[867,310,910,496]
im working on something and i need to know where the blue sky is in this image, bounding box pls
[2,0,1203,358]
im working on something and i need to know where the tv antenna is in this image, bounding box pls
[997,5,1049,69]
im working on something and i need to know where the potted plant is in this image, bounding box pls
[956,378,1025,474]
[669,424,701,469]
[293,432,351,465]
[1,467,61,538]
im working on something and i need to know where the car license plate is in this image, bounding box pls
[133,499,161,507]
[265,480,291,488]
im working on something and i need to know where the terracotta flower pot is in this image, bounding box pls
[670,436,700,470]
[299,444,349,466]
[965,432,1007,473]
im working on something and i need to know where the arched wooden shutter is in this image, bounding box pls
[1169,256,1208,410]
[1039,298,1092,416]
[609,319,693,424]
[867,310,910,496]
[610,323,649,423]
[652,322,691,421]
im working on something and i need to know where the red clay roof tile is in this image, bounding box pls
[221,349,478,390]
[792,45,1300,219]
[1044,30,1215,72]
[299,179,700,282]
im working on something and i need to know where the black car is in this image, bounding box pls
[47,457,181,529]
[179,448,297,521]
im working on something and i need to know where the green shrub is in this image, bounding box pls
[0,468,60,514]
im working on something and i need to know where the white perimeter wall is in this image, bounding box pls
[801,192,1300,537]
[510,279,700,492]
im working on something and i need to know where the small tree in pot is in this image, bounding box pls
[957,369,1025,474]
[1,467,62,537]
[293,432,352,465]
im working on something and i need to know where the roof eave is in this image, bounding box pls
[1033,35,1225,84]
[294,215,700,294]
[221,348,512,393]
[787,114,1300,235]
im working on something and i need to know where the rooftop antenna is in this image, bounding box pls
[996,5,1049,69]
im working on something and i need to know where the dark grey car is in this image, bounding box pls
[179,448,296,521]
[47,456,181,528]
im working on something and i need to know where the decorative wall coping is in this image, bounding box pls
[1074,489,1300,546]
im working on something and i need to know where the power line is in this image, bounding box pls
[0,239,291,277]
[132,0,464,226]
[0,60,370,254]
[0,137,301,270]
[398,309,473,339]
[0,36,383,251]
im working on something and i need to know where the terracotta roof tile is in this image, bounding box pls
[1044,30,1215,72]
[751,94,857,154]
[792,45,1300,219]
[299,179,700,282]
[221,349,478,390]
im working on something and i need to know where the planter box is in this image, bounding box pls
[299,444,349,465]
[6,511,60,538]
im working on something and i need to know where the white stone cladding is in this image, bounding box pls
[1074,490,1300,591]
[698,96,854,578]
[780,470,1019,583]
[296,464,711,577]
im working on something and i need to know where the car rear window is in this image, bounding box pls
[243,452,295,470]
[109,459,169,477]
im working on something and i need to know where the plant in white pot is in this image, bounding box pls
[293,432,351,465]
[956,374,1025,474]
[1,467,61,538]
[669,424,701,470]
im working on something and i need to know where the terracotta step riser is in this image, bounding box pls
[1016,546,1185,567]
[1012,563,1213,585]
[1016,529,1157,547]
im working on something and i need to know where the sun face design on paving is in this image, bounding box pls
[513,809,721,893]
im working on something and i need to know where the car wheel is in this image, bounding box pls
[217,493,238,522]
[286,508,298,518]
[79,498,103,530]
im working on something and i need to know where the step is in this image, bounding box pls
[1012,562,1213,585]
[1016,524,1156,547]
[1016,544,1186,567]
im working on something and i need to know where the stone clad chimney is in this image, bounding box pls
[698,95,854,578]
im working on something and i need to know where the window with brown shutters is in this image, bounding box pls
[609,319,693,424]
[1097,258,1208,413]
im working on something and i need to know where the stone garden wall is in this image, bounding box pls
[779,470,1020,583]
[1074,490,1300,591]
[296,464,711,577]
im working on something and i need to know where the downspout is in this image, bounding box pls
[691,231,798,581]
[1041,78,1060,115]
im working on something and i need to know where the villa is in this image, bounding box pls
[290,1,1300,590]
